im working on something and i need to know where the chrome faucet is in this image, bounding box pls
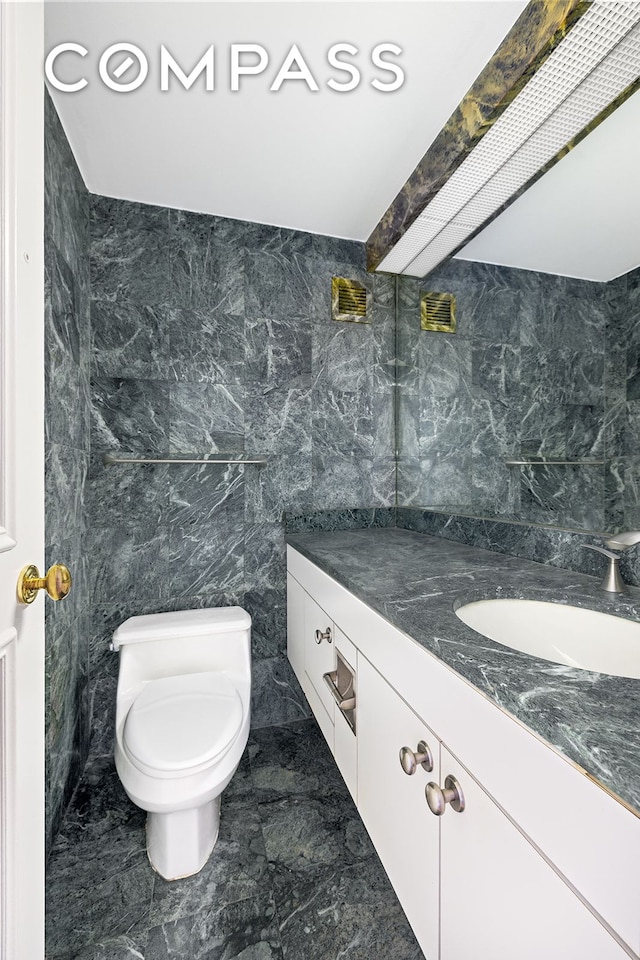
[605,531,640,551]
[582,543,626,595]
[582,531,640,594]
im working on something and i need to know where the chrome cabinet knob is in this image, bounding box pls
[399,740,433,775]
[314,627,332,644]
[425,775,465,815]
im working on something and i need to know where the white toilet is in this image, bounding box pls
[112,606,251,881]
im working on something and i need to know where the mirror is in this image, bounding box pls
[389,9,640,537]
[395,254,638,535]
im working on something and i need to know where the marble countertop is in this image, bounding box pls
[286,527,640,816]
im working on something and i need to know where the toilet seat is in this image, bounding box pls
[123,671,243,778]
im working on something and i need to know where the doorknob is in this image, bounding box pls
[17,564,72,604]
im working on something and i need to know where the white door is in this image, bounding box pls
[0,4,45,959]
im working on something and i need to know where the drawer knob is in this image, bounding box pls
[315,627,332,644]
[425,775,465,815]
[399,741,433,775]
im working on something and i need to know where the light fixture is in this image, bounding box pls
[368,1,640,278]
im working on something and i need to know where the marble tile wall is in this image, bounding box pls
[87,198,396,756]
[397,259,615,531]
[603,264,640,536]
[44,91,91,851]
[394,506,640,587]
[284,507,395,533]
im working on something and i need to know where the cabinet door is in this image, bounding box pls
[357,655,440,960]
[286,573,305,686]
[333,627,357,804]
[439,748,629,960]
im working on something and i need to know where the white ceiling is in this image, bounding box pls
[45,1,527,240]
[46,1,640,281]
[457,85,640,282]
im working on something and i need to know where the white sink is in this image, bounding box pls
[455,598,640,678]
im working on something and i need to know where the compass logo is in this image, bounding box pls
[45,42,405,94]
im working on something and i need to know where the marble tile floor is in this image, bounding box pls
[46,717,423,960]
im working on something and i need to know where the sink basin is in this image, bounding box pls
[455,598,640,678]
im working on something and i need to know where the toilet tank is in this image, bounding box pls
[113,607,252,698]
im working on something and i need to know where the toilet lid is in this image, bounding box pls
[124,672,243,773]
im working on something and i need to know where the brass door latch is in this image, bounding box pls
[17,563,72,604]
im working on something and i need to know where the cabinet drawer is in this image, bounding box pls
[304,672,334,753]
[303,592,336,723]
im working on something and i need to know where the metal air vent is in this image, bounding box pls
[332,277,370,323]
[421,292,456,333]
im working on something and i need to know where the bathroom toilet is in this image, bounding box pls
[112,606,251,880]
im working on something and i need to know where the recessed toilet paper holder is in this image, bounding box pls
[323,649,356,734]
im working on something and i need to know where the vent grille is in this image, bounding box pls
[332,277,370,323]
[421,292,456,333]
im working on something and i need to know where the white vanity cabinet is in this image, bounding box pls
[287,545,640,960]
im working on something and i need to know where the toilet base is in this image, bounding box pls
[146,795,221,880]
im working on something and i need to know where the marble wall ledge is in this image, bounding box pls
[103,452,268,466]
[505,458,606,466]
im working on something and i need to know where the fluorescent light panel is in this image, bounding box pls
[378,2,640,277]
